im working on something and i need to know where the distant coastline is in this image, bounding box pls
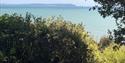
[0,4,90,8]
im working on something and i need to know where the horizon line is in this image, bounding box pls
[0,3,95,7]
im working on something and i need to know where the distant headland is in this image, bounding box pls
[0,4,90,8]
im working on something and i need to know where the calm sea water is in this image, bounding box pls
[0,7,116,42]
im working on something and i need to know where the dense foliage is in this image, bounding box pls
[0,13,98,63]
[0,13,125,63]
[93,0,125,43]
[98,43,125,63]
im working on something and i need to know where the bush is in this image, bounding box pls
[0,13,124,63]
[99,36,111,50]
[100,43,125,63]
[0,13,98,63]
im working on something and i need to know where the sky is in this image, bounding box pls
[0,0,97,6]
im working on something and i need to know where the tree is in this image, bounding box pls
[99,36,111,49]
[0,14,98,63]
[93,0,125,43]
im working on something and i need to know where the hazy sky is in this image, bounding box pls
[0,0,97,6]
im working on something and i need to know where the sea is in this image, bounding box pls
[0,7,116,42]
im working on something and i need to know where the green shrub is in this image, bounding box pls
[96,43,125,63]
[0,13,98,63]
[101,43,125,63]
[1,13,124,63]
